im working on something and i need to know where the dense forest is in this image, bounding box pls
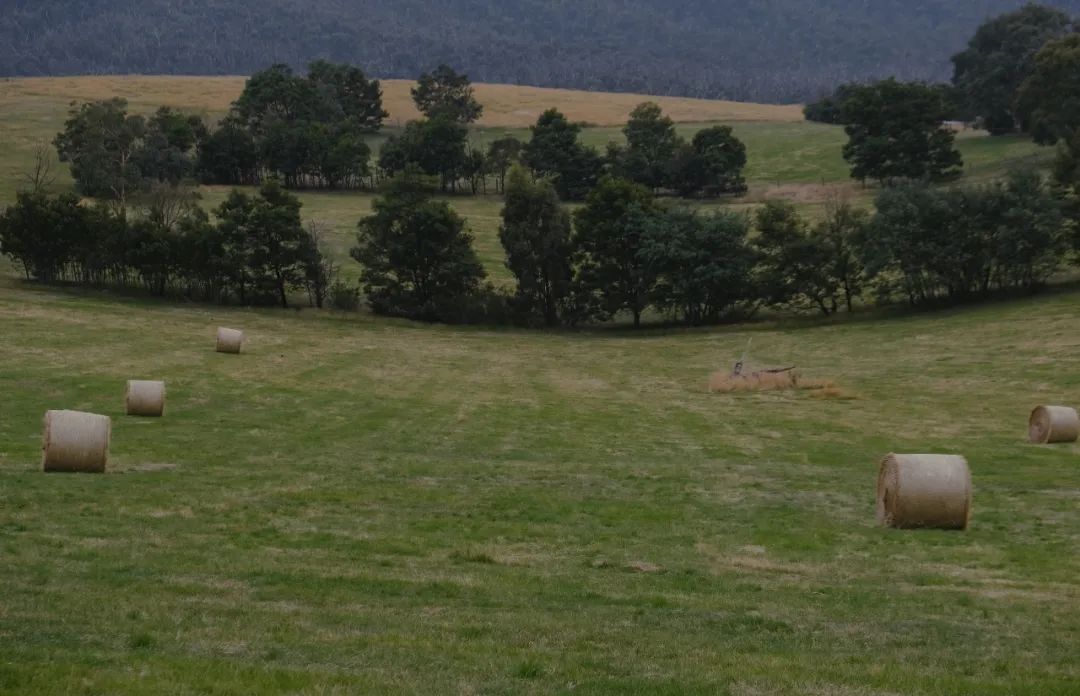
[3,0,1080,102]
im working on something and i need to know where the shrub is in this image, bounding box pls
[329,281,362,311]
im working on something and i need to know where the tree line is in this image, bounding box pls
[2,162,1076,325]
[0,182,338,309]
[54,63,750,202]
[346,164,1078,328]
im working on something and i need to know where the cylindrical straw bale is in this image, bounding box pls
[125,380,166,417]
[1028,406,1080,444]
[216,327,244,354]
[41,410,111,473]
[876,454,971,530]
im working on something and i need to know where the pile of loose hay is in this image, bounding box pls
[709,369,852,398]
[876,453,971,530]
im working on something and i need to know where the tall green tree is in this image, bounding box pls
[639,208,758,325]
[307,59,388,132]
[840,79,963,183]
[411,64,484,124]
[212,181,314,307]
[259,121,318,188]
[135,107,207,185]
[463,148,487,195]
[522,109,603,200]
[378,117,469,191]
[317,126,373,189]
[753,201,844,316]
[248,181,311,308]
[487,137,523,193]
[619,102,682,190]
[498,166,574,326]
[300,221,337,310]
[1052,130,1080,253]
[804,84,861,124]
[865,173,1067,304]
[986,168,1068,289]
[810,200,869,313]
[572,177,659,327]
[952,4,1074,135]
[351,170,486,320]
[0,192,82,282]
[1015,34,1080,146]
[218,61,386,189]
[233,64,321,134]
[670,125,748,197]
[214,188,259,304]
[53,98,147,206]
[197,118,259,185]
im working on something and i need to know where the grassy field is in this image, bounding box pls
[1,75,1079,694]
[1,271,1079,694]
[0,75,803,129]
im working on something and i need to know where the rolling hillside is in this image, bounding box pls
[0,76,804,129]
[0,76,1050,214]
[1,240,1079,694]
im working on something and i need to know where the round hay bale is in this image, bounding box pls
[876,454,971,530]
[216,327,244,354]
[125,380,166,417]
[1028,405,1080,444]
[42,410,111,473]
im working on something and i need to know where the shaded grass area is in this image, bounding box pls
[0,275,1078,694]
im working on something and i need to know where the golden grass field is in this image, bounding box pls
[0,75,805,127]
[0,73,1078,694]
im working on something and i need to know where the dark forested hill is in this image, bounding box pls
[2,1,1079,103]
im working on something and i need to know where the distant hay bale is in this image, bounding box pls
[125,380,165,417]
[1028,406,1080,444]
[41,410,111,473]
[876,454,971,530]
[216,327,244,354]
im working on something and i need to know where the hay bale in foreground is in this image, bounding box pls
[125,380,166,417]
[216,327,244,354]
[876,454,971,530]
[42,410,111,473]
[1028,405,1080,444]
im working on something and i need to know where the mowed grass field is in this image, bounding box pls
[1,76,1080,694]
[1,271,1080,693]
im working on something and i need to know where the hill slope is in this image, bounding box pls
[2,1,1079,102]
[0,76,805,129]
[1,261,1079,693]
[0,76,1051,208]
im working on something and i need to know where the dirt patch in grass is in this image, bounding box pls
[709,370,856,400]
